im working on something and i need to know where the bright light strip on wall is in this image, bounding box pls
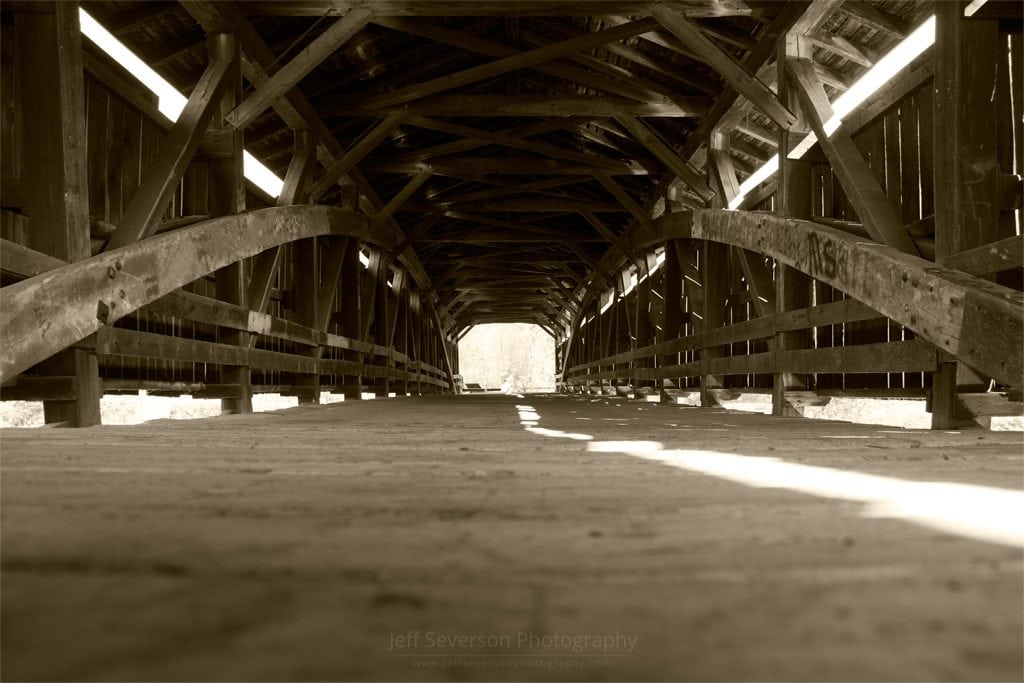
[243,151,285,198]
[79,8,284,199]
[728,16,936,210]
[590,16,940,319]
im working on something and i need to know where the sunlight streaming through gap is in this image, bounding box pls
[729,16,936,209]
[79,8,284,198]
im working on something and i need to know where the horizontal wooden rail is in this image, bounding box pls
[566,340,936,383]
[141,289,446,374]
[1,234,449,398]
[567,297,880,374]
[95,328,447,387]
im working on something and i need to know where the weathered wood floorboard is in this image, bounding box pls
[2,394,1021,681]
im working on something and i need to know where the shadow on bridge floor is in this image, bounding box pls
[2,394,1021,681]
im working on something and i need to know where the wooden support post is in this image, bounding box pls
[700,130,735,407]
[372,251,391,398]
[206,34,251,415]
[339,240,364,399]
[16,2,100,426]
[409,292,422,395]
[633,251,657,398]
[316,237,349,331]
[394,273,410,396]
[774,33,813,416]
[773,240,812,415]
[701,241,730,406]
[420,316,434,394]
[931,1,1002,428]
[660,240,684,403]
[293,237,320,404]
[708,132,741,205]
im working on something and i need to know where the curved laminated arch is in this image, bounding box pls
[560,208,1021,388]
[1,205,392,382]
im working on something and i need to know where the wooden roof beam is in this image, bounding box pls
[308,112,406,201]
[735,119,778,147]
[181,1,448,334]
[787,0,845,37]
[405,199,622,213]
[837,1,911,40]
[594,173,654,231]
[403,116,639,172]
[609,41,718,95]
[371,16,676,104]
[238,1,757,18]
[373,169,433,226]
[365,158,649,177]
[516,26,716,104]
[554,2,809,326]
[614,113,715,202]
[147,34,207,69]
[423,231,605,244]
[325,95,709,118]
[108,2,179,35]
[675,1,809,164]
[568,243,615,285]
[226,9,372,129]
[651,5,797,130]
[385,211,444,266]
[581,212,642,270]
[423,177,592,207]
[432,253,587,266]
[708,146,741,207]
[454,282,553,292]
[809,32,877,68]
[393,118,591,163]
[453,272,564,282]
[358,18,660,110]
[438,212,585,235]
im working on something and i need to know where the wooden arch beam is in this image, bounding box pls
[1,206,373,382]
[629,209,1023,389]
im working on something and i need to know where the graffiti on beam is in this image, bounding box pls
[807,231,845,281]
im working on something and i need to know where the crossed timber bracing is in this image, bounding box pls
[0,0,1021,427]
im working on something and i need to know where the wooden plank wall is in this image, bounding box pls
[2,53,452,402]
[563,33,1022,398]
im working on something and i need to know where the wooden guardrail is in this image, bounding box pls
[564,297,937,388]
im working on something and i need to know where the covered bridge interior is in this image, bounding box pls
[1,1,1023,681]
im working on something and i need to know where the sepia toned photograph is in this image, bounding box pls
[1,0,1021,681]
